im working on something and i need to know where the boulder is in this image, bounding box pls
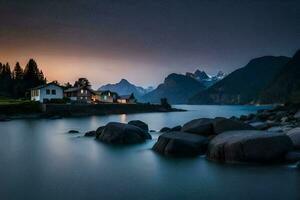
[68,130,79,133]
[152,131,209,156]
[294,111,300,119]
[181,118,214,136]
[212,117,256,134]
[128,120,149,132]
[97,122,151,144]
[160,127,171,132]
[85,131,96,137]
[182,117,255,136]
[207,130,293,163]
[285,151,300,163]
[286,127,300,149]
[170,125,182,132]
[95,126,106,138]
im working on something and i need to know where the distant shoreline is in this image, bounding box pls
[0,103,184,121]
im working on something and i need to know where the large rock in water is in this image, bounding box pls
[286,127,300,149]
[181,117,255,136]
[128,120,149,132]
[207,130,293,163]
[152,132,209,156]
[97,122,151,144]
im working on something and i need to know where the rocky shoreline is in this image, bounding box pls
[79,104,300,168]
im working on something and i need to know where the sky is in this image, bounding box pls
[0,0,299,89]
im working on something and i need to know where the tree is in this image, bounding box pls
[74,78,91,88]
[12,62,25,98]
[12,62,24,80]
[23,59,46,90]
[0,63,13,96]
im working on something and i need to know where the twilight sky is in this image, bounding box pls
[0,0,299,88]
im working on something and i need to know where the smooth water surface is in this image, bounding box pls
[0,105,299,200]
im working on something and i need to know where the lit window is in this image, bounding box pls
[104,96,107,100]
[108,92,111,96]
[81,89,84,94]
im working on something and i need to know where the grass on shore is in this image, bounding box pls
[0,97,30,105]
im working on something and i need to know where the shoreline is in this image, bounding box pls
[0,103,185,121]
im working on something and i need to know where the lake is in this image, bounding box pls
[0,105,299,200]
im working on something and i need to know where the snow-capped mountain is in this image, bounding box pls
[186,69,226,88]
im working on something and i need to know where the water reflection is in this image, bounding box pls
[1,105,298,200]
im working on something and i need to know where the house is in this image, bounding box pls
[117,93,136,104]
[31,82,64,103]
[64,86,97,103]
[97,90,118,103]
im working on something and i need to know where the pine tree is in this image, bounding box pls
[23,59,46,90]
[13,62,24,80]
[12,62,25,98]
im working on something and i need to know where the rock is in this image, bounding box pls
[207,130,293,163]
[170,125,182,132]
[294,111,300,119]
[160,127,171,132]
[97,122,152,144]
[68,130,79,133]
[285,151,300,163]
[213,117,256,134]
[95,126,106,138]
[152,131,209,156]
[85,131,96,137]
[250,121,281,130]
[128,120,149,132]
[286,127,300,149]
[181,118,214,136]
[182,117,255,136]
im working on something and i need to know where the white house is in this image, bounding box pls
[31,82,64,103]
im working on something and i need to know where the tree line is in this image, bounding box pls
[0,59,46,98]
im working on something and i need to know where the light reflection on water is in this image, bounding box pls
[0,105,299,200]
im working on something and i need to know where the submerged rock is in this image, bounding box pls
[182,117,255,136]
[97,122,152,144]
[68,130,79,133]
[128,120,149,132]
[152,131,209,156]
[84,131,96,137]
[207,130,293,163]
[286,127,300,149]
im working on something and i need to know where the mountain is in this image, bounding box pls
[260,50,300,103]
[189,56,290,104]
[141,73,205,104]
[186,70,226,88]
[98,79,152,99]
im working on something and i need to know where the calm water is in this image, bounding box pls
[0,105,299,200]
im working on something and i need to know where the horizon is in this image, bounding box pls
[1,0,299,88]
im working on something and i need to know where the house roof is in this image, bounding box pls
[31,82,62,90]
